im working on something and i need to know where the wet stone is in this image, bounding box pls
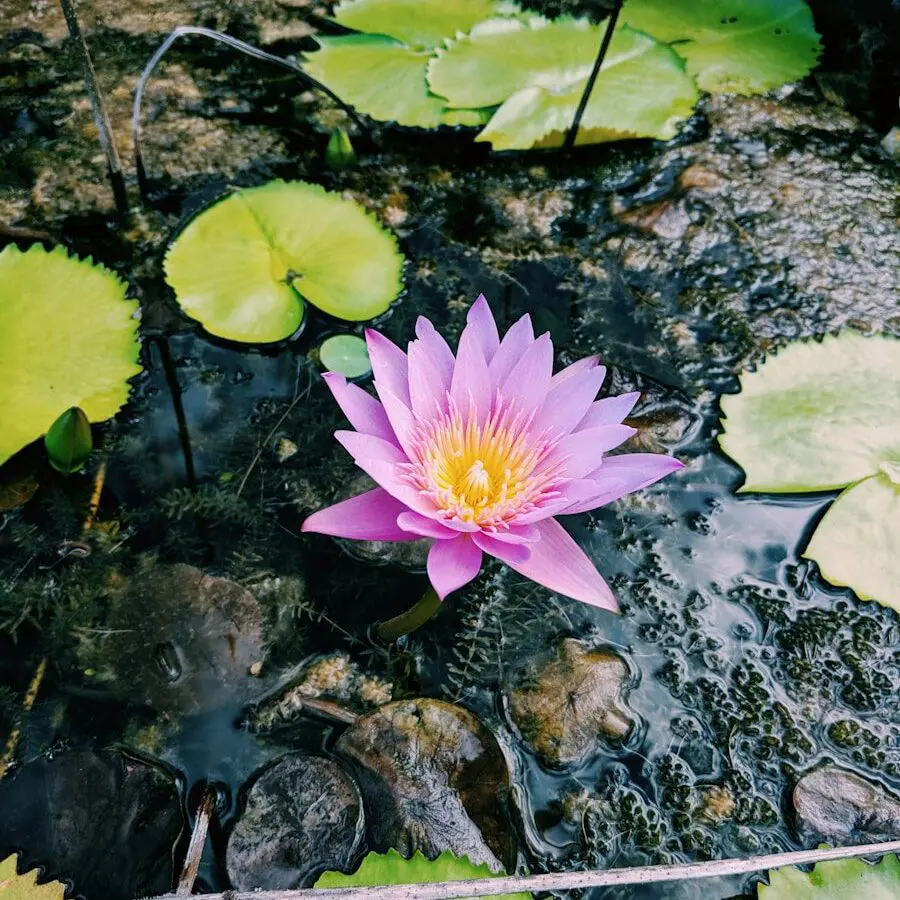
[226,754,364,891]
[75,561,269,716]
[335,698,515,871]
[793,765,900,842]
[508,638,634,767]
[0,749,183,900]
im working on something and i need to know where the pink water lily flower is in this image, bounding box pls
[302,295,683,610]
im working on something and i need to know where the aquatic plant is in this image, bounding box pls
[758,850,900,897]
[302,0,821,149]
[316,848,528,898]
[718,331,899,610]
[164,181,404,343]
[0,853,65,898]
[302,295,682,606]
[317,334,373,379]
[44,407,93,475]
[0,244,141,469]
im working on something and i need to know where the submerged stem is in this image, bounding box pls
[376,587,442,641]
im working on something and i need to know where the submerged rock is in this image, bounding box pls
[76,560,269,715]
[792,765,900,842]
[335,698,515,871]
[508,638,634,767]
[0,749,183,900]
[226,754,364,891]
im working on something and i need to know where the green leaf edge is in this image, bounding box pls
[759,849,900,897]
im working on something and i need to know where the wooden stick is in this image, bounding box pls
[145,839,900,900]
[0,657,48,781]
[176,788,215,896]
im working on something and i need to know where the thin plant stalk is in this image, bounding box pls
[57,0,129,216]
[147,838,900,900]
[175,787,215,896]
[562,0,624,151]
[376,587,442,640]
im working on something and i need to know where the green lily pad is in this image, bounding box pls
[429,20,698,149]
[332,0,519,51]
[164,181,404,342]
[304,35,488,129]
[0,244,141,469]
[759,851,900,898]
[318,334,372,379]
[0,853,66,899]
[622,0,822,95]
[315,849,529,899]
[803,472,900,610]
[718,332,900,493]
[718,331,900,611]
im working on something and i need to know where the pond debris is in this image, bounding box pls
[0,658,47,782]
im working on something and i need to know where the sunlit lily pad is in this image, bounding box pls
[0,244,141,468]
[304,35,489,129]
[623,0,822,95]
[759,851,900,898]
[316,849,529,899]
[428,19,698,149]
[318,334,372,379]
[164,181,404,342]
[332,0,519,51]
[719,331,900,610]
[0,854,65,899]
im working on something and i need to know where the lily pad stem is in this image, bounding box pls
[562,0,623,151]
[376,587,442,641]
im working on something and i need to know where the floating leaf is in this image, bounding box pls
[326,127,357,169]
[44,406,93,474]
[759,851,900,898]
[803,472,900,610]
[718,332,900,610]
[315,849,529,900]
[0,244,141,468]
[0,854,65,899]
[164,181,404,342]
[318,334,372,379]
[718,332,899,493]
[305,35,488,129]
[332,0,519,50]
[429,20,698,149]
[622,0,822,95]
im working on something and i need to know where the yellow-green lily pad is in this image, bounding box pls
[0,244,141,468]
[759,851,900,898]
[0,853,65,899]
[164,181,405,342]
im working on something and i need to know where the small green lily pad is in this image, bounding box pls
[759,851,900,898]
[305,35,488,129]
[318,334,372,379]
[315,849,530,899]
[332,0,518,51]
[429,19,698,149]
[0,244,141,468]
[622,0,822,95]
[164,181,405,342]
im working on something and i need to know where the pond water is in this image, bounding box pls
[0,1,898,898]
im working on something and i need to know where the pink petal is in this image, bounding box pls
[500,332,553,420]
[414,316,455,380]
[480,523,540,544]
[408,331,451,419]
[564,454,684,513]
[549,356,601,388]
[427,535,483,600]
[539,362,607,438]
[488,313,534,385]
[578,392,641,430]
[473,532,531,564]
[301,488,418,541]
[465,294,500,363]
[322,372,398,445]
[376,384,417,458]
[504,518,618,611]
[545,424,637,478]
[366,329,410,407]
[397,511,457,540]
[450,323,491,424]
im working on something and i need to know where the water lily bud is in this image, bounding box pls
[325,127,356,170]
[45,406,93,474]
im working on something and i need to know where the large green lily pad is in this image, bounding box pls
[622,0,822,94]
[428,19,698,150]
[759,852,900,898]
[164,181,405,342]
[0,854,65,899]
[0,244,141,468]
[718,331,900,610]
[316,849,529,899]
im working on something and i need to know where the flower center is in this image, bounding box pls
[407,398,561,527]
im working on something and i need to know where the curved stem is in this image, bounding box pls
[376,587,442,641]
